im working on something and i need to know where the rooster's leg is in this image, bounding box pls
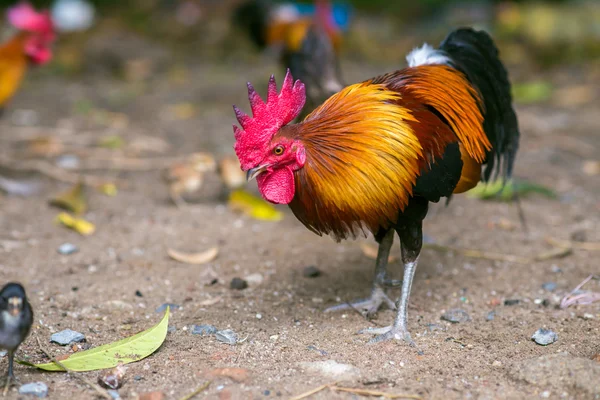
[324,229,397,317]
[360,198,427,346]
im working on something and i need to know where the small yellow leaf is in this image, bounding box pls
[99,183,118,196]
[168,247,219,265]
[56,212,96,236]
[360,243,397,263]
[228,190,283,221]
[49,183,87,215]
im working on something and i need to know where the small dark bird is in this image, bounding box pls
[0,283,33,390]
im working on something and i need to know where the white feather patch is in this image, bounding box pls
[406,43,451,67]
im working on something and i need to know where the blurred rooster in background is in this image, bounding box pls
[0,2,55,113]
[233,28,519,345]
[233,0,347,116]
[280,0,344,118]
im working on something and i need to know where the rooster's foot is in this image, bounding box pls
[359,325,418,348]
[324,287,396,319]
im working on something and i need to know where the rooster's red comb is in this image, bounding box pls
[7,2,54,37]
[233,69,306,170]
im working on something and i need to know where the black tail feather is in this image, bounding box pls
[232,0,272,50]
[439,28,520,182]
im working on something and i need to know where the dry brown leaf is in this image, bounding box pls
[198,297,222,306]
[360,243,397,263]
[219,156,245,190]
[582,160,600,176]
[168,247,219,265]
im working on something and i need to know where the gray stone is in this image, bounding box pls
[57,243,79,255]
[50,329,85,345]
[531,328,558,345]
[441,308,470,323]
[215,329,238,345]
[19,382,48,398]
[155,303,180,313]
[191,324,217,336]
[541,282,557,292]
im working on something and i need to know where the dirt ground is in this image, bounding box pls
[1,40,599,399]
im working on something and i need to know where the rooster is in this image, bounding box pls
[232,28,520,345]
[280,0,344,118]
[232,0,346,53]
[0,2,55,113]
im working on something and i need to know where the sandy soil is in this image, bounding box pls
[0,51,599,400]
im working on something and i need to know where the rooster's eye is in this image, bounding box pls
[273,145,284,155]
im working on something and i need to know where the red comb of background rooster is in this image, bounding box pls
[233,69,306,170]
[6,2,55,65]
[7,2,54,38]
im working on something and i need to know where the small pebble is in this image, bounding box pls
[302,266,321,278]
[167,326,176,333]
[583,313,594,320]
[504,299,520,306]
[50,329,85,345]
[244,273,264,285]
[215,329,238,345]
[542,282,557,292]
[441,308,470,323]
[155,303,180,313]
[531,328,558,345]
[0,350,6,357]
[551,265,563,273]
[107,390,120,399]
[230,277,248,290]
[19,382,48,398]
[426,323,444,332]
[486,311,496,321]
[135,290,143,297]
[134,376,143,381]
[191,324,217,336]
[56,154,80,169]
[256,313,262,320]
[264,390,271,396]
[492,360,502,367]
[57,243,78,255]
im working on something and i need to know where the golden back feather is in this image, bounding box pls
[283,83,424,238]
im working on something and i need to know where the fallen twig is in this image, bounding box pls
[35,337,112,400]
[290,382,421,400]
[423,243,571,264]
[332,386,422,399]
[560,275,600,309]
[178,380,211,400]
[545,237,600,251]
[290,382,337,400]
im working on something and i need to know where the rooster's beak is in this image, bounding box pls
[246,165,269,181]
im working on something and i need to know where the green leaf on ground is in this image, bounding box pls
[21,307,169,371]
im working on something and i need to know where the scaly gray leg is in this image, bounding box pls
[325,229,399,318]
[360,198,427,346]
